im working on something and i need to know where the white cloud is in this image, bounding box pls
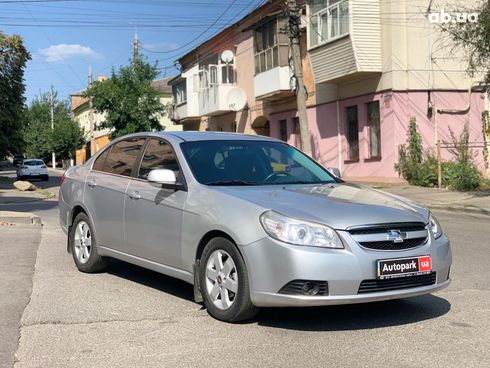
[37,44,102,63]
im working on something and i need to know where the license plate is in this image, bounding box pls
[377,255,432,279]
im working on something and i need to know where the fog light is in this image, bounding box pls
[302,282,320,296]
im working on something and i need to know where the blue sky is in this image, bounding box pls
[1,0,264,104]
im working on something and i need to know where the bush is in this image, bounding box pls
[395,119,482,191]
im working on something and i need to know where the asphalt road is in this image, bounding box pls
[1,179,489,367]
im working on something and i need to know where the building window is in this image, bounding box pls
[309,0,349,48]
[279,119,288,142]
[293,117,302,150]
[254,17,289,74]
[367,101,381,159]
[173,81,187,105]
[197,53,235,90]
[346,106,359,161]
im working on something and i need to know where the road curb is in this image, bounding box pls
[427,204,490,216]
[0,212,42,225]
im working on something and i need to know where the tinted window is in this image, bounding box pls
[181,140,335,186]
[92,147,111,172]
[103,138,146,177]
[138,139,180,180]
[24,160,44,166]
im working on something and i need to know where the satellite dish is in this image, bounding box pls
[221,50,234,63]
[226,87,247,111]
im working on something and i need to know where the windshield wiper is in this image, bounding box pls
[264,180,335,185]
[206,180,257,186]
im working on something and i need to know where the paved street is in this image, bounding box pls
[0,177,486,368]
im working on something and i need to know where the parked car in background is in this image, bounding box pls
[59,132,452,322]
[13,155,25,167]
[17,159,49,181]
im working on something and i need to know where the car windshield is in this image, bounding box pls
[24,160,44,166]
[180,140,336,186]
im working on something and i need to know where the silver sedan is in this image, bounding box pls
[59,132,451,322]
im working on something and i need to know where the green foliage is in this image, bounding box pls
[0,32,31,158]
[84,55,165,139]
[394,117,423,183]
[439,2,490,93]
[23,91,84,161]
[395,119,482,191]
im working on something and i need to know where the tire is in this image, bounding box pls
[70,212,108,273]
[199,237,258,322]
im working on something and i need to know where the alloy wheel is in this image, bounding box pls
[74,221,92,264]
[205,249,238,310]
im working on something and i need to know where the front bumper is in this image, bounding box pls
[240,232,452,308]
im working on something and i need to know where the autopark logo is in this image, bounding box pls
[428,9,479,24]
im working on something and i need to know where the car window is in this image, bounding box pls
[181,140,336,185]
[137,138,181,180]
[102,137,146,177]
[92,147,111,172]
[24,160,44,166]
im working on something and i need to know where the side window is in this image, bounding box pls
[92,147,111,172]
[138,139,181,180]
[104,137,146,177]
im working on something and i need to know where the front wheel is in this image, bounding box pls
[199,237,258,322]
[70,212,108,273]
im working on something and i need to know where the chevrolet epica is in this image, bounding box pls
[59,132,451,322]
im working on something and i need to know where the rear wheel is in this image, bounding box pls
[199,237,258,322]
[70,212,107,273]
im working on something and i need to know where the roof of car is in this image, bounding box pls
[155,131,280,142]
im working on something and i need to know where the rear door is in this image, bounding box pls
[84,137,146,251]
[124,138,187,269]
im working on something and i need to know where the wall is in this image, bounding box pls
[270,89,486,178]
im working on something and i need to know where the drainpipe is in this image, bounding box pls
[336,99,342,173]
[434,81,484,187]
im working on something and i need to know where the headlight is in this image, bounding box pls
[259,210,343,249]
[429,212,443,239]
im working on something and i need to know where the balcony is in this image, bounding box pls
[254,66,294,100]
[196,65,246,116]
[308,0,382,84]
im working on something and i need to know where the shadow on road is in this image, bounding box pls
[0,200,59,213]
[106,259,450,330]
[108,259,194,302]
[256,295,450,331]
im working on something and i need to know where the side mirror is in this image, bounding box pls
[327,167,341,178]
[147,169,183,190]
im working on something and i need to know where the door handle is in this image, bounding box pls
[129,191,141,200]
[87,180,97,188]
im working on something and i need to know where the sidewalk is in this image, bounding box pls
[357,181,490,216]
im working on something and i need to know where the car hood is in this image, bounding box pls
[215,183,429,230]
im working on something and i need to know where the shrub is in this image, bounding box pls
[395,119,482,191]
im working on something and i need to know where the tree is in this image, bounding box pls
[84,55,165,139]
[23,91,84,162]
[0,32,31,159]
[438,3,490,91]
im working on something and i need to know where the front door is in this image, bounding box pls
[124,138,187,269]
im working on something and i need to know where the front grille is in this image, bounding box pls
[347,222,429,251]
[359,237,428,250]
[358,272,436,294]
[279,280,329,296]
[348,222,426,235]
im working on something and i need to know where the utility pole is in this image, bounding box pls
[50,92,56,169]
[133,29,139,64]
[287,0,312,157]
[88,66,95,158]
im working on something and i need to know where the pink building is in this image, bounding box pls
[170,0,489,180]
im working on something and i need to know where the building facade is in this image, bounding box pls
[169,0,489,179]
